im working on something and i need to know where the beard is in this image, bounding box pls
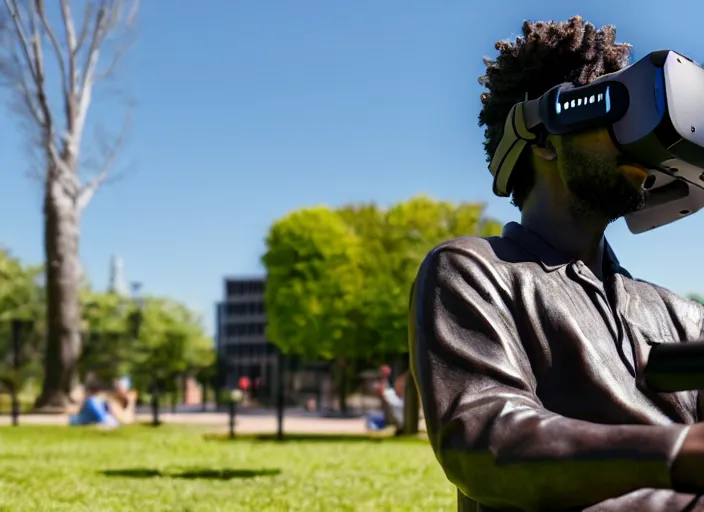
[560,141,648,225]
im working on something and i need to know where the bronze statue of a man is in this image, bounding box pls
[411,16,704,511]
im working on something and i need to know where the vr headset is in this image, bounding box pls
[489,50,704,233]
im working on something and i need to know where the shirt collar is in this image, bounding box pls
[501,221,630,277]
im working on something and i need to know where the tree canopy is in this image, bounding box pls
[0,248,45,387]
[79,292,214,390]
[0,247,214,394]
[262,196,503,362]
[262,206,365,360]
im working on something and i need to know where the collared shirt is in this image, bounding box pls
[410,222,704,512]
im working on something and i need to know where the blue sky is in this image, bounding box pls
[1,0,703,335]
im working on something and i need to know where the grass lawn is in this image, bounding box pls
[0,424,456,511]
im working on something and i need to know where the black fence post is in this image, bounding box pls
[150,380,161,426]
[315,366,323,412]
[229,398,236,438]
[10,319,21,427]
[276,351,286,441]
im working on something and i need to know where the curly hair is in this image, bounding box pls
[478,16,633,210]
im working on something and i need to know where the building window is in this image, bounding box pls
[223,322,267,338]
[226,281,244,297]
[226,303,245,315]
[225,279,266,301]
[224,302,266,316]
[224,342,271,358]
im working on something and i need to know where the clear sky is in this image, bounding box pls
[1,0,703,335]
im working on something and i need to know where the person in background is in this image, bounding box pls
[69,374,137,427]
[69,381,119,428]
[366,365,407,432]
[105,377,138,424]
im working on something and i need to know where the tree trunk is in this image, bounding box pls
[402,371,420,435]
[35,179,82,410]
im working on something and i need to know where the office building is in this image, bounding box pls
[216,276,278,399]
[215,275,333,408]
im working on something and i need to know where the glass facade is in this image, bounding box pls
[216,276,278,401]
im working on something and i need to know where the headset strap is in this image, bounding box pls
[489,99,543,197]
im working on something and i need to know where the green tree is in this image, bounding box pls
[263,207,365,359]
[78,291,135,384]
[0,249,45,393]
[263,197,503,421]
[262,206,365,411]
[78,291,214,404]
[130,298,213,399]
[340,195,502,433]
[341,195,502,357]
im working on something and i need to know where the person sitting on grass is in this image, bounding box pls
[69,382,120,428]
[105,378,138,425]
[366,367,407,433]
[69,376,138,428]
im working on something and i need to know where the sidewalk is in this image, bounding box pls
[0,412,374,434]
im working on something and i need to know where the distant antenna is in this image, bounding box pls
[108,255,129,296]
[130,281,144,309]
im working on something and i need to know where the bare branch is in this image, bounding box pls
[25,0,55,143]
[8,49,43,125]
[58,0,79,128]
[95,0,138,81]
[34,0,68,101]
[93,37,130,81]
[3,0,56,157]
[2,0,40,91]
[0,0,138,210]
[76,107,132,214]
[74,3,94,53]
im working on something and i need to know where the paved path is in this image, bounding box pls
[0,412,378,434]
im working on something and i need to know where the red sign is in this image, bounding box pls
[239,377,251,391]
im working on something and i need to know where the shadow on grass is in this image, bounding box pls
[136,421,164,428]
[202,432,429,444]
[100,467,282,480]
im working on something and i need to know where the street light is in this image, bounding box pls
[129,282,159,427]
[276,349,286,440]
[128,282,144,339]
[9,318,32,427]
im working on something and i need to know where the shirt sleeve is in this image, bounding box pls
[410,244,690,511]
[382,388,403,409]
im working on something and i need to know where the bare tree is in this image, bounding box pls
[0,0,137,409]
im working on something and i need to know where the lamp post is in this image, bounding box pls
[276,349,286,441]
[7,318,33,426]
[127,281,155,425]
[228,388,244,439]
[10,319,21,426]
[129,282,144,339]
